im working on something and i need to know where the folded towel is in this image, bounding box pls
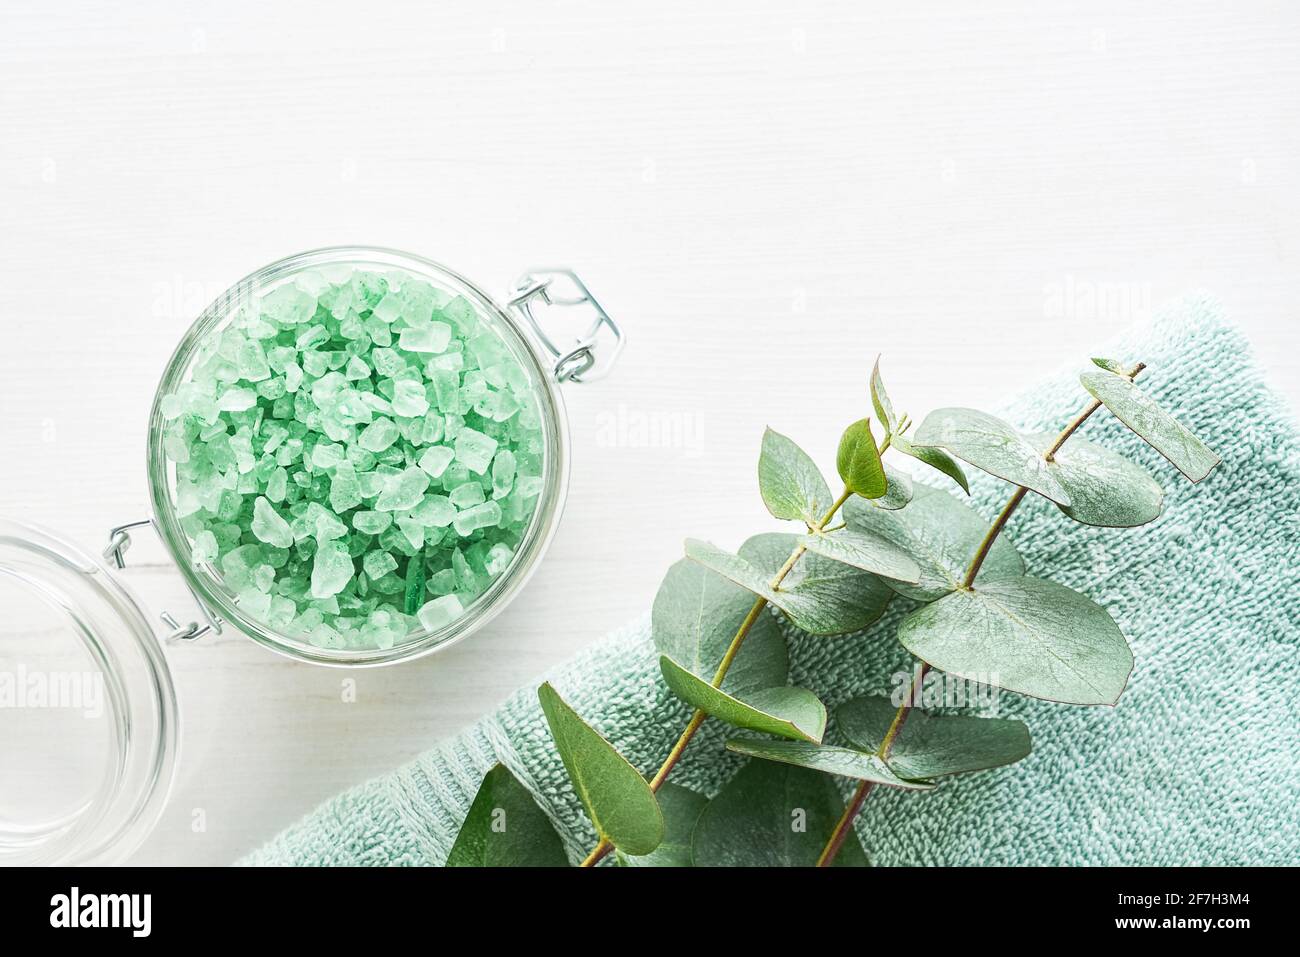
[242,296,1300,866]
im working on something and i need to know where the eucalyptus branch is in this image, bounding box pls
[814,363,1148,867]
[580,484,857,867]
[450,354,1218,870]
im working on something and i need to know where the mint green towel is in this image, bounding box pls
[242,298,1300,866]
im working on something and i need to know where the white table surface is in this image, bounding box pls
[1,1,1297,865]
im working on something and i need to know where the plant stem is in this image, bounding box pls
[581,485,856,867]
[961,488,1028,588]
[815,363,1146,867]
[815,781,874,866]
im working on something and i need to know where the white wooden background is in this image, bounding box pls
[1,1,1297,865]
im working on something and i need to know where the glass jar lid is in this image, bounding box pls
[0,520,178,865]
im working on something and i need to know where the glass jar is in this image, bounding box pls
[0,249,620,863]
[136,247,622,667]
[0,521,178,865]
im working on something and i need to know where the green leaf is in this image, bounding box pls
[897,577,1133,705]
[725,739,935,790]
[870,356,898,433]
[800,526,921,584]
[1081,368,1221,483]
[1091,357,1126,374]
[844,485,1024,602]
[447,764,570,867]
[691,760,869,867]
[660,655,826,742]
[651,558,788,696]
[913,407,1073,505]
[685,537,890,636]
[866,463,914,510]
[617,784,708,868]
[1028,432,1164,528]
[837,696,1032,779]
[537,682,665,855]
[836,418,887,498]
[758,427,833,525]
[742,533,893,634]
[892,433,970,494]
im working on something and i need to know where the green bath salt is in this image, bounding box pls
[159,267,546,650]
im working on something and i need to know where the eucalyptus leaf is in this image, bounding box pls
[800,525,922,584]
[758,427,833,525]
[843,485,1024,601]
[1091,357,1126,374]
[837,696,1032,779]
[740,534,893,633]
[725,738,936,790]
[685,537,890,636]
[660,655,826,742]
[870,356,898,433]
[616,784,708,868]
[836,418,887,498]
[892,433,970,494]
[1027,432,1164,528]
[446,764,570,867]
[897,577,1133,705]
[691,760,869,867]
[537,682,665,855]
[866,463,914,510]
[651,558,788,696]
[1081,368,1221,483]
[913,407,1073,506]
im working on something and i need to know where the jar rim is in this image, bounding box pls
[146,246,570,666]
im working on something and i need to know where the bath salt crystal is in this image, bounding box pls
[491,449,516,499]
[417,594,464,631]
[251,496,294,548]
[398,321,452,354]
[345,355,371,381]
[417,445,454,478]
[160,265,546,650]
[410,494,455,528]
[359,418,400,452]
[262,285,317,325]
[454,428,498,474]
[484,543,514,577]
[427,568,456,596]
[352,510,392,535]
[310,541,354,599]
[267,596,297,628]
[362,551,397,580]
[375,467,430,512]
[391,379,430,417]
[191,529,219,566]
[448,481,486,508]
[329,463,363,512]
[372,293,403,324]
[453,501,502,537]
[239,589,273,620]
[218,388,257,412]
[396,516,425,550]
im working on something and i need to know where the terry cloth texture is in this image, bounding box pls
[242,297,1300,866]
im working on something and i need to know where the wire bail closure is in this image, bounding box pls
[105,519,224,643]
[507,269,624,383]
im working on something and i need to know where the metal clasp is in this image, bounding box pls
[105,519,224,644]
[507,269,624,383]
